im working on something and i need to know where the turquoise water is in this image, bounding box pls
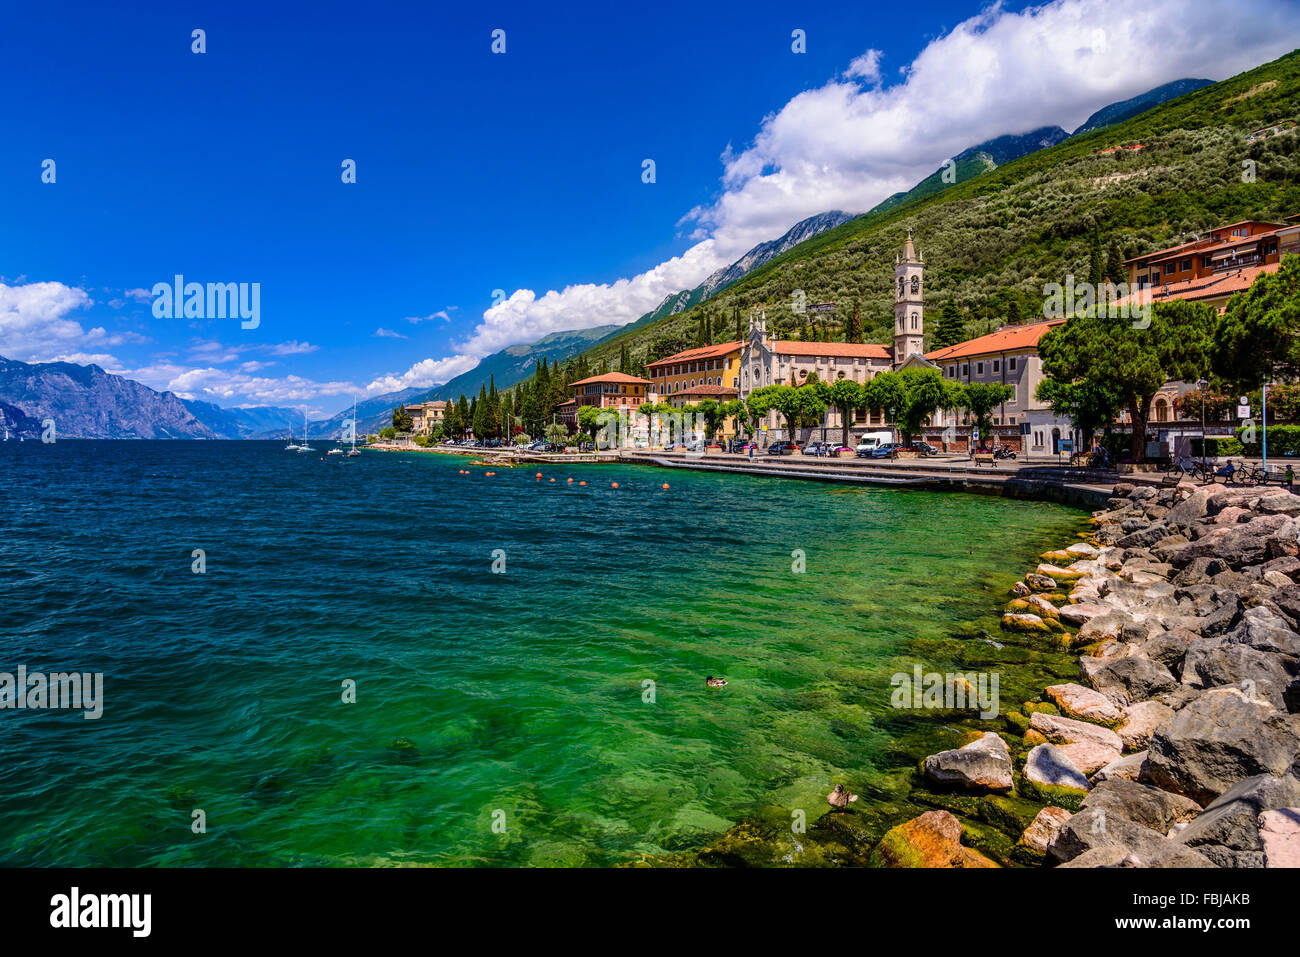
[0,441,1086,866]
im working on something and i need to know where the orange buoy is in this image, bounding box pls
[536,472,543,479]
[567,478,573,483]
[611,482,619,489]
[486,471,495,476]
[579,481,586,486]
[662,483,669,490]
[549,478,556,483]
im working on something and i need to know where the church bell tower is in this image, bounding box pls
[894,230,924,365]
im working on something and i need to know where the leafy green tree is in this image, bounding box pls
[391,405,413,432]
[379,426,396,440]
[1035,377,1124,451]
[577,405,608,446]
[1211,254,1300,387]
[750,384,826,443]
[955,382,1014,442]
[1088,229,1106,286]
[1105,241,1127,286]
[865,368,958,445]
[816,378,866,446]
[544,422,569,446]
[844,299,863,343]
[1039,300,1215,461]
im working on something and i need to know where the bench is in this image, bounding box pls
[972,452,996,467]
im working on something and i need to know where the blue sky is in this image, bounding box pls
[3,0,1299,416]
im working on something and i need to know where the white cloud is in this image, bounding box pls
[124,360,357,406]
[404,309,454,323]
[268,340,318,355]
[365,353,480,394]
[0,281,113,363]
[687,0,1300,258]
[373,327,407,339]
[389,0,1299,384]
[844,49,883,84]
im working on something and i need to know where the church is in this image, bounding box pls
[738,231,1081,452]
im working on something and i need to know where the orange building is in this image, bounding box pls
[643,341,744,397]
[568,372,651,412]
[1124,215,1299,289]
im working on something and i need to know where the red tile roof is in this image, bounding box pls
[774,341,892,359]
[925,319,1065,362]
[644,340,744,367]
[568,372,652,386]
[1111,262,1279,310]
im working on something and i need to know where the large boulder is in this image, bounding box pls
[1174,773,1300,868]
[1030,712,1123,751]
[1017,806,1072,855]
[922,732,1013,792]
[1258,808,1300,867]
[1079,778,1201,834]
[868,810,998,868]
[1182,639,1298,711]
[1024,743,1091,793]
[1142,688,1300,805]
[1045,683,1124,724]
[1081,655,1178,702]
[1093,751,1149,784]
[1117,700,1175,751]
[1048,806,1173,864]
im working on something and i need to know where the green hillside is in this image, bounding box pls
[557,49,1299,381]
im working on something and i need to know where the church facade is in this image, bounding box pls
[738,230,1080,451]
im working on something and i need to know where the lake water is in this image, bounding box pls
[0,441,1088,866]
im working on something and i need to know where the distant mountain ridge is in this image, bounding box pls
[1071,78,1213,136]
[0,356,216,439]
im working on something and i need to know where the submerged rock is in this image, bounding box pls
[868,810,998,868]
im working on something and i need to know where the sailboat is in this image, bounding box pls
[347,396,362,456]
[296,410,314,452]
[284,431,301,451]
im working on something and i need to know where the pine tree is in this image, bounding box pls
[734,304,743,340]
[1105,242,1127,286]
[845,298,863,343]
[931,302,966,350]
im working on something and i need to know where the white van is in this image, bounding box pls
[854,431,893,456]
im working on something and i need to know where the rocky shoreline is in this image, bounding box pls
[897,479,1300,868]
[647,479,1300,868]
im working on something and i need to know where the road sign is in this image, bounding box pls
[1238,405,1250,418]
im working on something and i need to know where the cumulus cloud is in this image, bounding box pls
[686,0,1300,258]
[364,353,480,394]
[0,281,113,363]
[268,340,318,355]
[385,0,1297,388]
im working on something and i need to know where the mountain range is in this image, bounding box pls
[0,73,1249,438]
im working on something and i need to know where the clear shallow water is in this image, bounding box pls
[0,441,1087,866]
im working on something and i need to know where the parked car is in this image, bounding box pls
[869,443,900,458]
[907,441,938,457]
[767,441,801,456]
[804,441,828,456]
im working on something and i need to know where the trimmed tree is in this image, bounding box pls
[1039,300,1214,462]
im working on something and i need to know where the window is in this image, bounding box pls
[1137,273,1148,285]
[1180,258,1192,272]
[1265,240,1278,255]
[976,362,984,375]
[911,312,918,329]
[992,360,1000,373]
[910,276,920,295]
[961,364,968,376]
[1008,356,1017,371]
[1164,262,1176,275]
[1008,384,1017,403]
